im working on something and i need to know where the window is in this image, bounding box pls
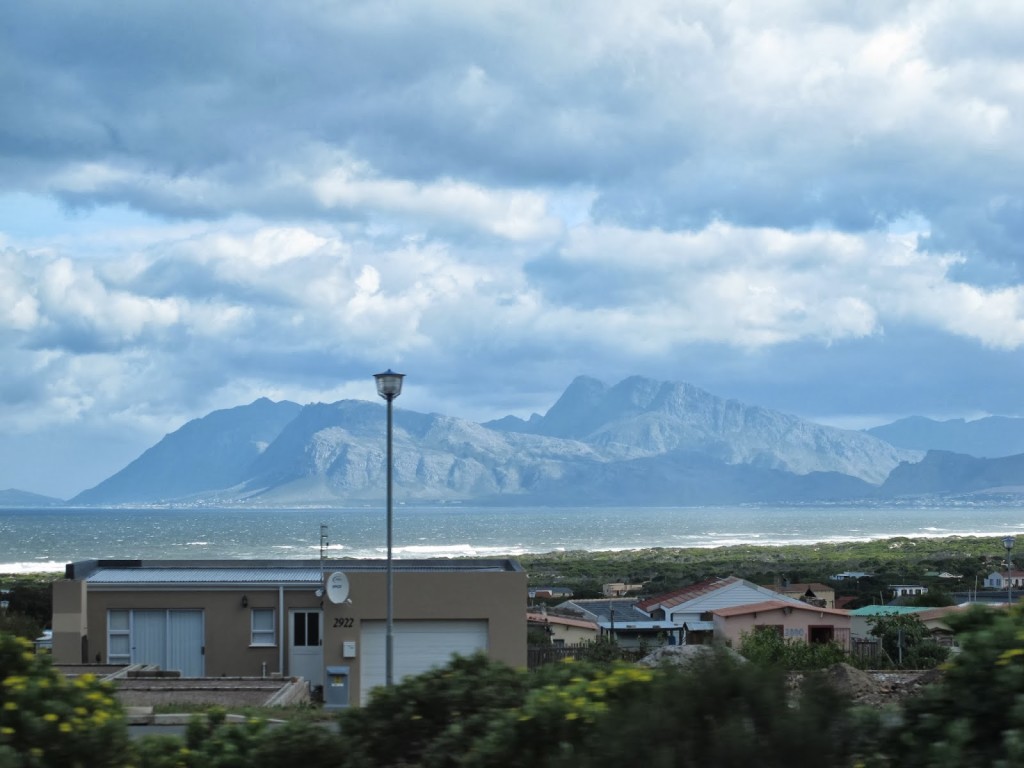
[108,610,131,664]
[251,608,276,646]
[292,611,321,647]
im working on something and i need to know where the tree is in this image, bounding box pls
[867,612,948,669]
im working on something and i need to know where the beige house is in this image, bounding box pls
[712,600,852,650]
[527,611,599,645]
[53,558,526,706]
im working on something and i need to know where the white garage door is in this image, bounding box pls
[359,620,488,703]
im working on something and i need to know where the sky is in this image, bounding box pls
[3,1,1024,498]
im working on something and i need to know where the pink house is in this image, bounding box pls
[712,600,852,650]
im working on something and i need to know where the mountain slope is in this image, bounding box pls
[488,375,914,483]
[71,398,303,504]
[868,415,1024,458]
[880,450,1024,496]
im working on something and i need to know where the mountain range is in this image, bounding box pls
[11,375,1024,507]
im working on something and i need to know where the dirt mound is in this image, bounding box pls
[791,663,941,707]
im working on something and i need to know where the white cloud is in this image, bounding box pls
[4,0,1024,493]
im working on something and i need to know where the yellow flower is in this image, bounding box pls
[59,723,72,733]
[43,713,59,722]
[1,727,14,736]
[3,702,17,711]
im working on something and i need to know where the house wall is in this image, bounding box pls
[548,623,597,645]
[712,606,852,649]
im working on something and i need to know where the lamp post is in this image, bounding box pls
[374,369,404,686]
[1004,535,1016,605]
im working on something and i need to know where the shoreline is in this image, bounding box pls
[2,534,1013,581]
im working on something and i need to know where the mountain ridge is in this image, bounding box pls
[62,375,924,507]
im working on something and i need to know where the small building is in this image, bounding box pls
[527,611,598,646]
[983,570,1024,589]
[528,586,574,600]
[712,600,852,650]
[889,584,929,598]
[556,599,682,647]
[831,571,872,581]
[52,558,525,706]
[602,583,644,597]
[848,605,929,643]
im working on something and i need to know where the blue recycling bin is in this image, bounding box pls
[324,665,351,709]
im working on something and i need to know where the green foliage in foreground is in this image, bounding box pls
[8,605,1024,767]
[0,633,129,767]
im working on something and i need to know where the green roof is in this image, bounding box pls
[850,605,930,616]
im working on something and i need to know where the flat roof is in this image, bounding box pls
[67,557,523,585]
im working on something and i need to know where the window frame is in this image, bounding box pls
[250,607,276,647]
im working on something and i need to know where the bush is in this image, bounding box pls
[0,631,129,767]
[336,652,530,768]
[738,628,847,669]
[869,605,1024,767]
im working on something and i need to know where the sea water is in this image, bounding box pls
[1,502,1023,573]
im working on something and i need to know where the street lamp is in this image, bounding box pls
[1004,535,1016,606]
[374,369,405,687]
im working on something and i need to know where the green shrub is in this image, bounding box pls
[869,605,1024,767]
[0,631,129,767]
[336,652,530,768]
[738,628,847,669]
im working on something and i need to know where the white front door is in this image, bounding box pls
[289,610,324,688]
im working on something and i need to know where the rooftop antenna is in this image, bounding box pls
[320,523,329,575]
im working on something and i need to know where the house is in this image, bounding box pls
[636,577,809,644]
[52,558,526,706]
[527,611,599,645]
[556,599,682,647]
[831,571,872,581]
[764,581,836,609]
[983,570,1024,589]
[889,584,929,598]
[528,586,574,600]
[602,583,644,597]
[711,600,852,650]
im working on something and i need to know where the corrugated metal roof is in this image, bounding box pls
[87,568,324,584]
[85,562,511,585]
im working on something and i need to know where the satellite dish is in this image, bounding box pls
[325,571,350,604]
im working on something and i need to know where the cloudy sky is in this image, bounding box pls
[3,1,1024,498]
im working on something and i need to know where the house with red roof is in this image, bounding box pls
[636,577,809,644]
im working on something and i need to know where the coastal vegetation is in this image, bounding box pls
[518,535,1008,600]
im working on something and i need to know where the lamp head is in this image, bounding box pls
[374,370,405,400]
[1005,535,1016,552]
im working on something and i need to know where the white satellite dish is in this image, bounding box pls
[325,571,350,604]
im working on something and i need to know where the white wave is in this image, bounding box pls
[0,561,67,574]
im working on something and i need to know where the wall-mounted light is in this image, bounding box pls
[314,588,324,598]
[241,595,249,608]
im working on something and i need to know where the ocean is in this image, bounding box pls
[1,501,1023,574]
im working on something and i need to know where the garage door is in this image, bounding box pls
[359,620,488,703]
